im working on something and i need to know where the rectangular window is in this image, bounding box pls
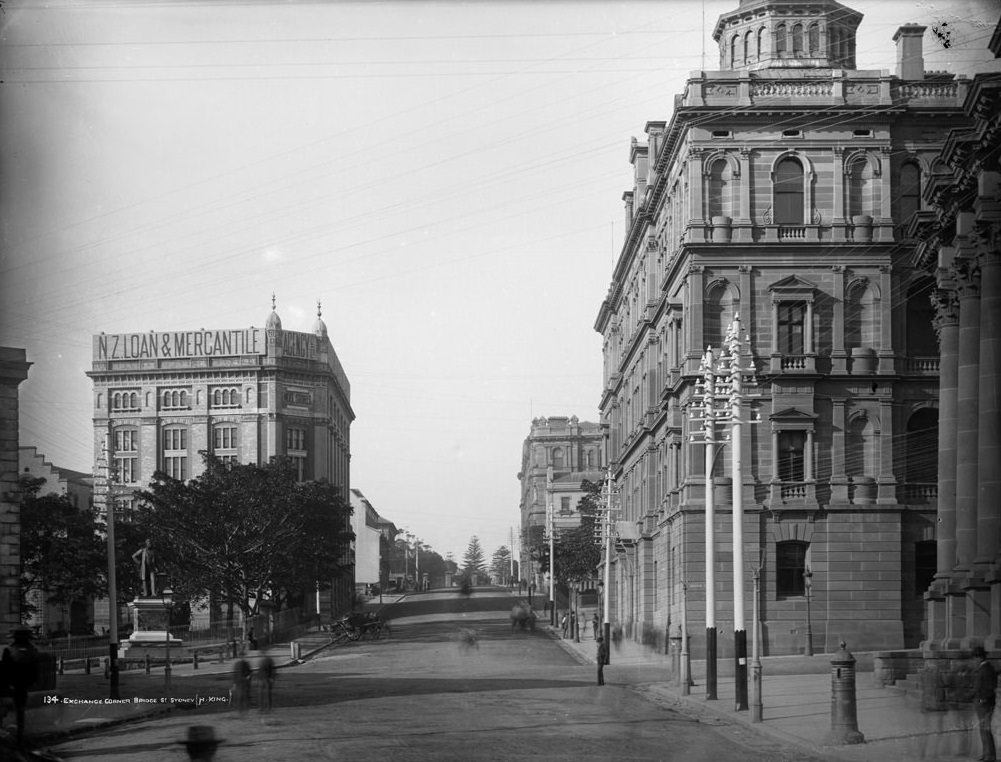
[115,457,137,484]
[776,541,808,598]
[214,426,237,450]
[560,497,571,515]
[777,302,806,354]
[777,431,806,481]
[287,428,306,451]
[163,429,187,451]
[164,456,187,481]
[114,429,137,452]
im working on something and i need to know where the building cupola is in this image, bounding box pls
[713,0,862,72]
[265,292,282,331]
[314,300,328,339]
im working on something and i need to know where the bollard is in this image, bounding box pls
[193,652,199,670]
[58,657,64,675]
[145,654,151,674]
[218,646,224,663]
[85,656,91,675]
[103,656,109,680]
[824,640,865,745]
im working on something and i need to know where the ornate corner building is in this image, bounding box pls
[518,416,604,583]
[595,0,988,656]
[87,299,355,621]
[911,25,1001,655]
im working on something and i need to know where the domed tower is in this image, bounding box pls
[313,301,328,339]
[265,293,282,331]
[713,0,862,71]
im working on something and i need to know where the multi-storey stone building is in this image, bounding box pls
[87,299,355,621]
[595,0,971,657]
[911,26,1001,659]
[0,347,31,634]
[518,416,604,586]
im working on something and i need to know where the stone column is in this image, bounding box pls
[954,255,981,573]
[831,399,849,503]
[877,396,897,504]
[832,147,846,242]
[877,265,895,373]
[975,244,1000,569]
[832,266,848,373]
[927,281,960,649]
[736,149,753,242]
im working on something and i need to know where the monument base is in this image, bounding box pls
[125,597,183,656]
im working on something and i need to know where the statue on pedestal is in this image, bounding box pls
[132,538,159,598]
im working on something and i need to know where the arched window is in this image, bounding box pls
[845,414,876,478]
[808,23,820,55]
[704,283,736,351]
[744,30,753,62]
[707,158,733,219]
[899,162,922,224]
[774,157,804,224]
[552,447,565,468]
[776,540,809,598]
[828,26,841,64]
[792,23,804,55]
[845,282,877,352]
[731,34,740,66]
[757,27,766,58]
[775,23,787,56]
[847,156,874,218]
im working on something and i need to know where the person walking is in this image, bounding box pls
[561,613,568,639]
[973,646,997,762]
[591,613,599,640]
[255,653,275,713]
[1,628,39,745]
[596,636,609,686]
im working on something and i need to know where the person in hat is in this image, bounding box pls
[596,635,609,686]
[1,628,39,745]
[972,646,997,762]
[181,725,222,761]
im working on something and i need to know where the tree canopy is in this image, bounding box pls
[552,480,603,590]
[461,535,486,579]
[19,475,107,623]
[134,454,353,617]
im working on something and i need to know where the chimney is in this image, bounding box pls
[893,24,927,80]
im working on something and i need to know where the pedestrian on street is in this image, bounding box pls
[180,725,222,761]
[1,628,39,745]
[255,653,275,713]
[596,636,609,686]
[231,658,251,714]
[591,613,599,640]
[561,613,568,639]
[972,646,996,762]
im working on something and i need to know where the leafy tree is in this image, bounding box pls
[134,454,353,624]
[490,545,513,581]
[552,480,603,592]
[461,535,486,581]
[19,476,106,625]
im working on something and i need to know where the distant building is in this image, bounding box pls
[87,298,355,623]
[350,488,392,594]
[0,347,31,634]
[517,416,604,587]
[596,0,972,655]
[18,447,95,634]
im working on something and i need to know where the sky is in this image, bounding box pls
[2,0,999,564]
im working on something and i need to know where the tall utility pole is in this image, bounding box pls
[96,437,120,700]
[602,468,614,659]
[726,314,753,712]
[692,346,728,701]
[546,469,555,625]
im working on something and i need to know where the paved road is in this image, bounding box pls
[47,590,827,761]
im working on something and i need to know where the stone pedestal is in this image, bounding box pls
[121,597,182,657]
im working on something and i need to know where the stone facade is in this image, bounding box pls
[595,1,971,657]
[87,301,355,623]
[0,347,31,633]
[911,29,1001,657]
[517,416,604,585]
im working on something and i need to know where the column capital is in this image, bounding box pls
[954,256,982,298]
[931,288,960,337]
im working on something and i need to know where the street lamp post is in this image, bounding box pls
[161,585,173,695]
[751,553,764,723]
[804,567,814,656]
[602,468,614,663]
[96,437,121,700]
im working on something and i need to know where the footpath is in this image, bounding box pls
[544,618,989,762]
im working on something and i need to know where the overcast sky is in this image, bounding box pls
[2,0,999,563]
